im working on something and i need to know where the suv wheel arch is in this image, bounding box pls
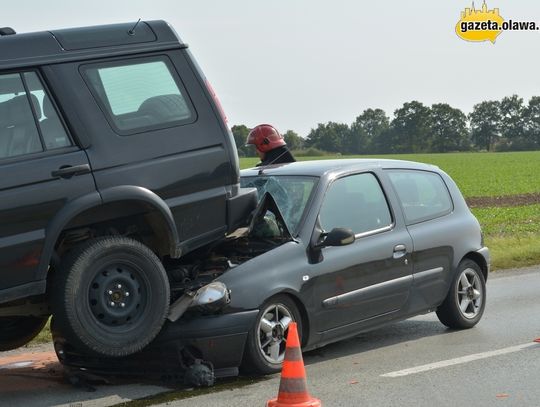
[38,187,181,281]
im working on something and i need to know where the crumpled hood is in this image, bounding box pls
[246,192,292,240]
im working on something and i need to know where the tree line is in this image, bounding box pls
[231,95,540,156]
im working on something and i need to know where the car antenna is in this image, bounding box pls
[128,19,141,36]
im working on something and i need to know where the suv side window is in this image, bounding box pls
[82,57,194,133]
[23,72,72,150]
[319,173,392,235]
[387,170,453,224]
[0,72,72,160]
[0,73,43,159]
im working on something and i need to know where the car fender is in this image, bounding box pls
[217,242,311,310]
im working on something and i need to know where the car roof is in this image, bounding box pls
[0,20,184,71]
[240,158,440,178]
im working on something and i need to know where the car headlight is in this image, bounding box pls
[190,282,231,313]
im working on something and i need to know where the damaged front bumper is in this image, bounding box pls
[157,281,258,372]
[155,309,259,371]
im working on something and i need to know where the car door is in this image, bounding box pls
[0,71,96,299]
[309,171,413,336]
[386,170,456,309]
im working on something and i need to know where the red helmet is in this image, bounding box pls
[246,124,286,153]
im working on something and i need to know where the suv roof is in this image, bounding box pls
[241,159,440,178]
[0,20,184,71]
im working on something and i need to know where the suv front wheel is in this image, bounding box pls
[51,236,170,357]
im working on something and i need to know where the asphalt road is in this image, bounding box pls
[160,266,540,407]
[1,266,539,407]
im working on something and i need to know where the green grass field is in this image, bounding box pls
[240,151,540,198]
[240,151,540,270]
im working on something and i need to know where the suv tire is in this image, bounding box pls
[0,316,49,351]
[51,236,170,357]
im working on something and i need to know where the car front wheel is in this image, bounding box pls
[51,236,170,357]
[436,259,486,329]
[241,295,302,375]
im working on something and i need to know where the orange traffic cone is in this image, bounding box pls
[266,322,321,407]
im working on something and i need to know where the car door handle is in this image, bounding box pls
[393,244,407,259]
[51,164,91,179]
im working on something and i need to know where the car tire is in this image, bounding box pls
[241,295,302,375]
[51,236,170,357]
[0,316,49,351]
[436,259,486,329]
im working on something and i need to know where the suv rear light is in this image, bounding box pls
[205,79,228,125]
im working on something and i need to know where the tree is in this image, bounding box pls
[428,104,470,152]
[283,130,304,151]
[499,95,528,150]
[230,124,255,157]
[469,101,501,151]
[350,108,390,154]
[305,122,349,153]
[523,96,540,149]
[390,101,431,153]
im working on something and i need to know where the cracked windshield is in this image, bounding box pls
[241,176,318,234]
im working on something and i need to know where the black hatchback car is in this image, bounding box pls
[134,158,489,375]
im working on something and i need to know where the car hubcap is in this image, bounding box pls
[257,304,294,364]
[456,268,483,319]
[89,264,145,327]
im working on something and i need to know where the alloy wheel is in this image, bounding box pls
[455,268,483,319]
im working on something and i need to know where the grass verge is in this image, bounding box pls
[486,234,540,271]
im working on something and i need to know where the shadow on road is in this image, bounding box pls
[303,317,454,365]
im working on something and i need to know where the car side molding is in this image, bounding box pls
[322,275,413,309]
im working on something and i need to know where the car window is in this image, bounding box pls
[241,175,318,234]
[83,57,193,133]
[319,173,392,235]
[387,170,453,224]
[0,73,43,159]
[23,72,71,150]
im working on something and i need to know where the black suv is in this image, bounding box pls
[0,21,256,356]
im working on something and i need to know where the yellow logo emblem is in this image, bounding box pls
[456,1,504,43]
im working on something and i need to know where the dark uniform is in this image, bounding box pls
[257,145,296,166]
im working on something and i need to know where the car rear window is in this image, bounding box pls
[387,170,453,224]
[82,57,194,133]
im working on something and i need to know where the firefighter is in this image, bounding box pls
[246,124,296,167]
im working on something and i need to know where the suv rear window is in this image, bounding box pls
[83,57,194,133]
[387,170,453,224]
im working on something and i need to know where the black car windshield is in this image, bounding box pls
[241,175,318,234]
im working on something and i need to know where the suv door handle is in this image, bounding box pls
[51,164,91,179]
[393,244,407,259]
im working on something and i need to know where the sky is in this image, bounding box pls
[3,0,540,137]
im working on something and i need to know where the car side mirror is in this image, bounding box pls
[316,227,355,249]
